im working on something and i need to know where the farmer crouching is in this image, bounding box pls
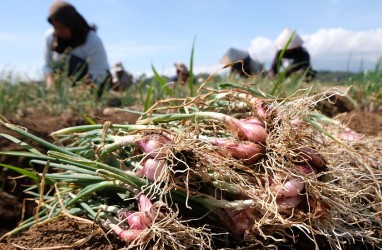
[111,62,135,92]
[43,1,111,97]
[220,47,264,78]
[172,63,190,85]
[268,28,316,81]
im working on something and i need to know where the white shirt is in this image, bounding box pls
[43,29,110,85]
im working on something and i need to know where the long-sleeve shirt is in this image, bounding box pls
[43,29,110,85]
[269,46,311,77]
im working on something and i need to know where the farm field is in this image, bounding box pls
[0,71,381,249]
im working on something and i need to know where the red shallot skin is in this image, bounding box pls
[209,138,265,164]
[298,165,317,174]
[255,101,270,119]
[126,211,153,230]
[242,117,264,127]
[270,175,305,198]
[139,194,153,213]
[294,147,325,169]
[337,128,363,141]
[110,223,143,243]
[245,96,270,119]
[226,117,268,144]
[277,195,303,211]
[135,134,172,158]
[137,158,165,181]
[127,213,147,230]
[226,141,265,164]
[214,207,258,237]
[276,178,305,197]
[118,194,155,230]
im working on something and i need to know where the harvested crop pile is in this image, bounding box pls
[1,82,381,249]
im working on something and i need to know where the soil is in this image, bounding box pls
[0,101,381,249]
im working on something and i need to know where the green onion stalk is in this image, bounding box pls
[137,111,268,144]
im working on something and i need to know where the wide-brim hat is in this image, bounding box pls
[275,28,303,50]
[220,48,249,64]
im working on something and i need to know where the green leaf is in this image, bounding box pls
[151,64,171,96]
[188,36,196,97]
[81,113,97,125]
[0,151,51,159]
[0,133,43,156]
[0,163,39,181]
[1,122,79,157]
[145,78,155,112]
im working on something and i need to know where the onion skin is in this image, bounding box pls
[271,177,305,197]
[225,141,264,164]
[243,96,270,119]
[109,223,142,243]
[127,213,147,230]
[214,207,258,237]
[139,194,153,212]
[206,137,265,164]
[294,147,325,169]
[298,165,317,174]
[118,194,154,231]
[337,128,363,141]
[277,195,303,211]
[137,158,165,181]
[226,117,268,144]
[135,134,172,158]
[277,178,305,197]
[254,100,270,119]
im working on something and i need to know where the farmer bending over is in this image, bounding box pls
[220,48,264,78]
[43,1,111,97]
[268,28,316,81]
[172,63,190,84]
[111,62,135,92]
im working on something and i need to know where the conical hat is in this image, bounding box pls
[220,48,249,64]
[275,28,303,50]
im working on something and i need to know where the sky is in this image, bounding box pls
[1,0,382,80]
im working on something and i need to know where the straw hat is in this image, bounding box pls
[220,48,249,64]
[275,28,303,50]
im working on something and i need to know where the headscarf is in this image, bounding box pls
[48,1,94,53]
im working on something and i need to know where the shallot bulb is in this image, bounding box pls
[214,206,258,237]
[137,158,165,181]
[294,147,325,169]
[277,195,303,211]
[109,224,142,243]
[226,116,268,144]
[337,128,363,141]
[139,193,154,212]
[203,137,264,164]
[276,178,305,197]
[135,134,172,158]
[117,194,155,235]
[298,165,317,174]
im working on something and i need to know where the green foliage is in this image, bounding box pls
[2,56,382,118]
[188,37,196,97]
[348,58,382,111]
